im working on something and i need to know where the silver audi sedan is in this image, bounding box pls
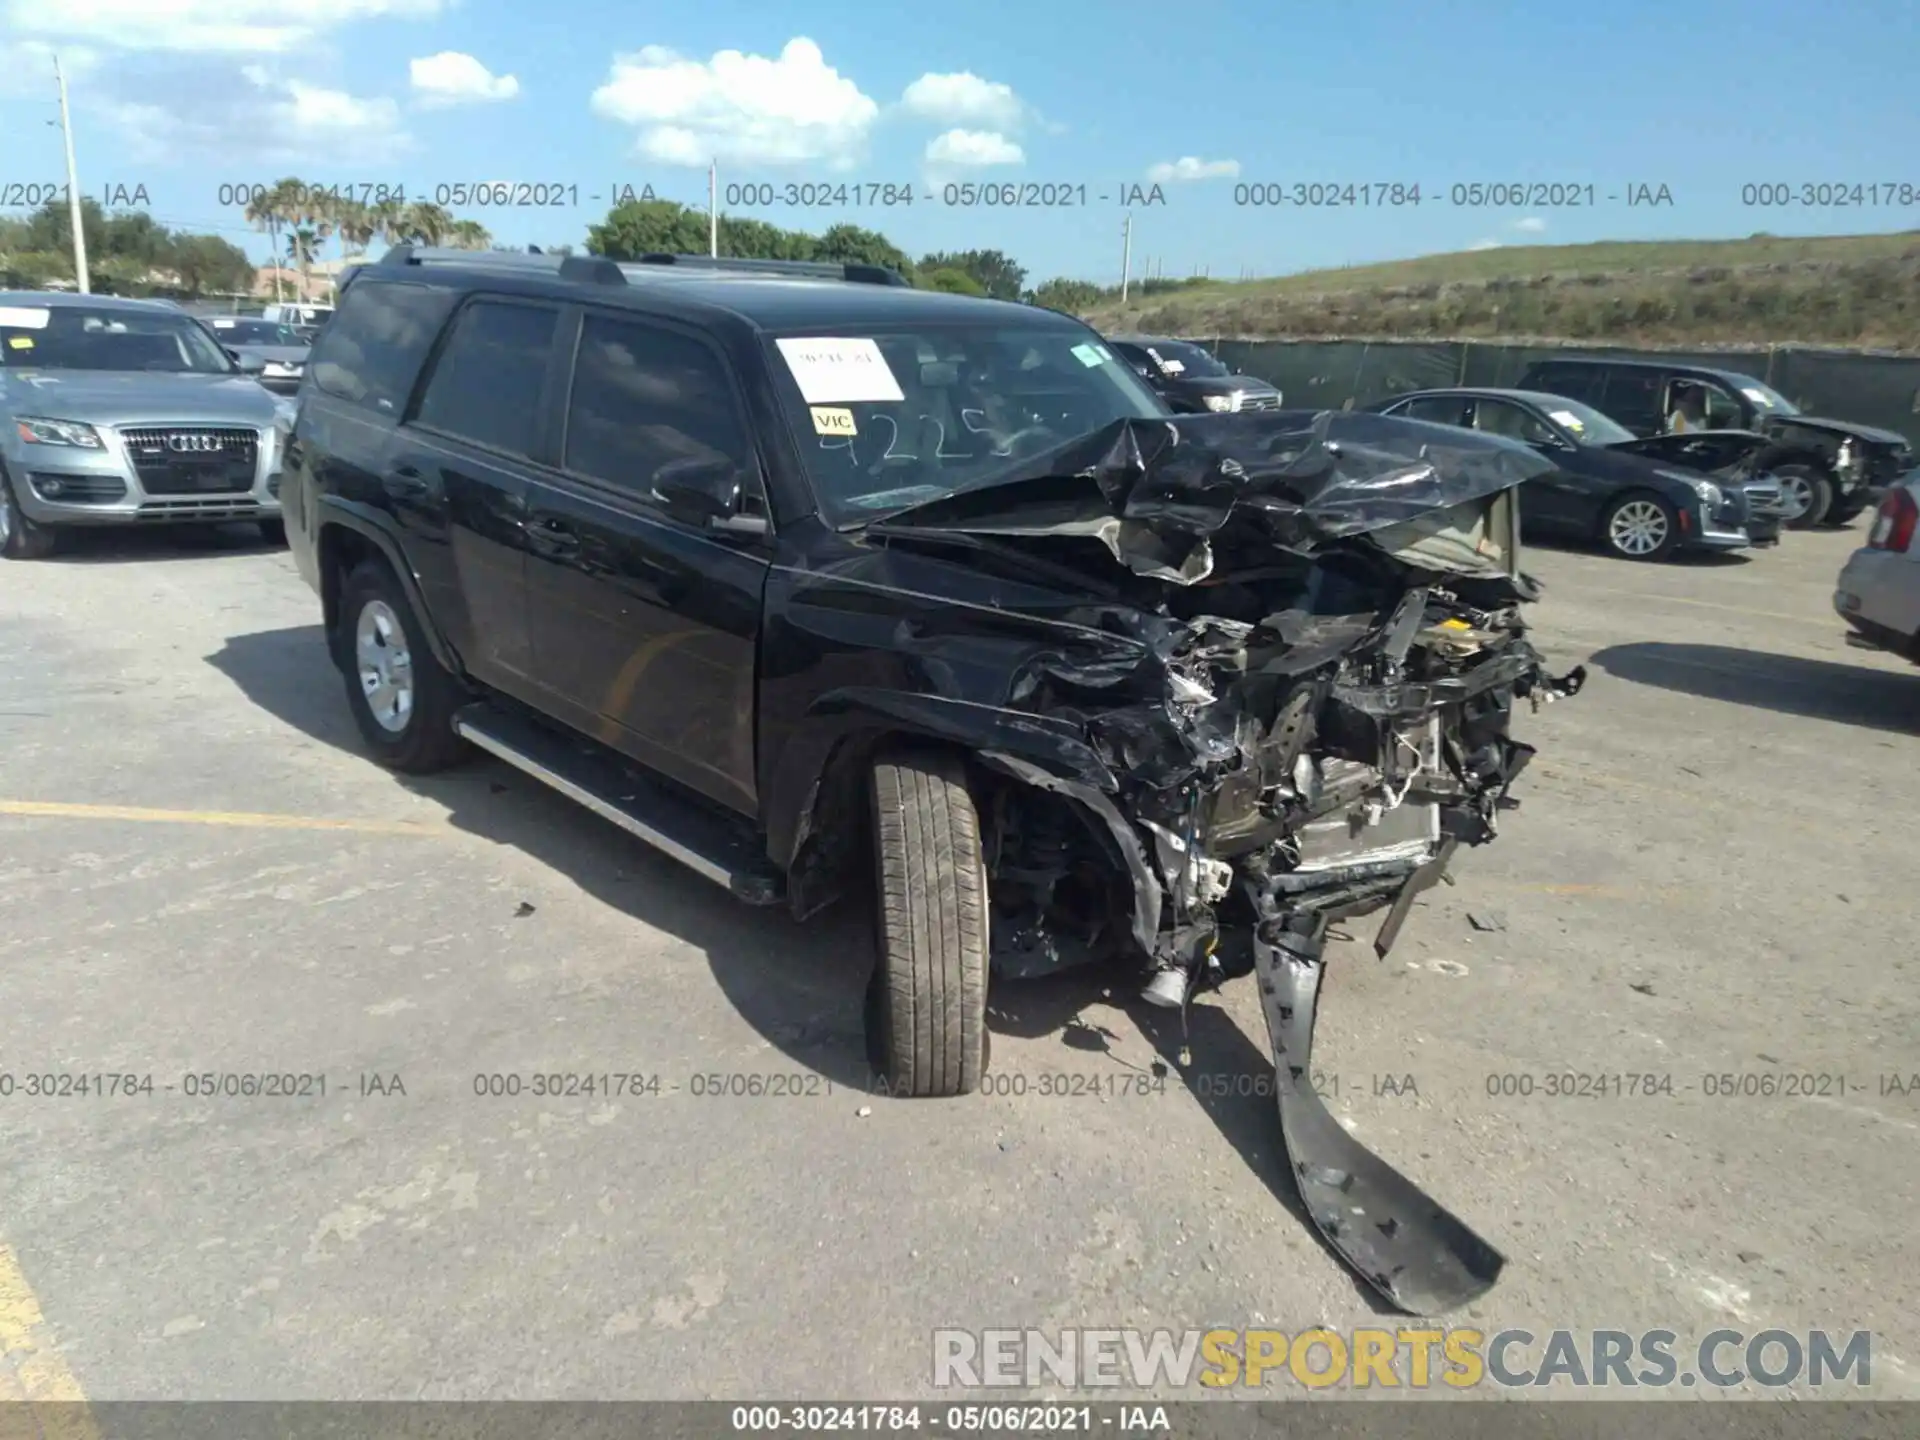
[1,291,294,560]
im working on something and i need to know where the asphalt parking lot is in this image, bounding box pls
[1,521,1916,1404]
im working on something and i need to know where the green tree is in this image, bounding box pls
[921,267,987,296]
[813,222,911,274]
[20,196,109,264]
[1028,278,1106,313]
[586,199,711,258]
[921,248,1025,299]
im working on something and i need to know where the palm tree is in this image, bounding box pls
[335,200,377,261]
[243,183,290,302]
[286,226,320,295]
[393,201,455,247]
[447,219,492,250]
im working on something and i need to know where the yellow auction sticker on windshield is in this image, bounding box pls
[6,336,32,349]
[811,406,857,436]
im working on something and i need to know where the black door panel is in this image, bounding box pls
[523,308,771,816]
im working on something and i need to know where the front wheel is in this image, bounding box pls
[0,468,59,560]
[1775,464,1833,529]
[1601,490,1680,562]
[865,748,990,1097]
[335,560,469,773]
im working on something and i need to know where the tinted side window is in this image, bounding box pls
[413,299,559,456]
[309,280,456,414]
[1601,369,1664,431]
[1530,365,1605,405]
[1397,395,1470,426]
[562,312,754,498]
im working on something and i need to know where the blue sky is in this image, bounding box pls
[2,0,1917,284]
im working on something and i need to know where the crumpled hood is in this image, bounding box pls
[871,409,1554,585]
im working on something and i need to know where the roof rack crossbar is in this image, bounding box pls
[375,245,627,286]
[625,254,910,287]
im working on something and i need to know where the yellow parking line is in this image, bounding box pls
[0,1241,98,1438]
[0,799,447,837]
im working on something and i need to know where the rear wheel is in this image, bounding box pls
[1601,490,1680,561]
[1775,464,1833,529]
[865,748,990,1097]
[335,560,468,773]
[0,468,59,560]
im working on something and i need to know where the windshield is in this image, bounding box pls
[211,319,299,346]
[768,324,1169,523]
[1537,396,1637,446]
[1722,372,1799,415]
[0,303,236,374]
[1139,339,1231,379]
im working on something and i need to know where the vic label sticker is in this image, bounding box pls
[810,406,857,436]
[6,336,32,349]
[775,337,905,404]
[1070,343,1105,368]
[0,306,52,330]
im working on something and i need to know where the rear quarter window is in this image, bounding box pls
[309,279,457,415]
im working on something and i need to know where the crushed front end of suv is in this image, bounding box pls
[287,252,1584,1314]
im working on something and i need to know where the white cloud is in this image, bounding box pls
[924,128,1023,167]
[99,70,411,165]
[409,51,519,107]
[1467,238,1503,251]
[1513,215,1547,233]
[3,0,445,53]
[590,37,878,169]
[899,71,1022,130]
[1145,156,1240,183]
[0,37,99,96]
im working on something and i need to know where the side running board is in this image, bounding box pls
[452,704,785,906]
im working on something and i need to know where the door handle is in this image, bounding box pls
[529,517,581,551]
[384,466,429,496]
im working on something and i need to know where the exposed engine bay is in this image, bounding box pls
[874,409,1586,1313]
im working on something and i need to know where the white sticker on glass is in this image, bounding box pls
[775,337,905,404]
[0,306,53,330]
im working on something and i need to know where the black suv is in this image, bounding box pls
[283,246,1582,1312]
[1105,335,1283,413]
[1517,355,1914,529]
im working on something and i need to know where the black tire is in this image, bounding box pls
[335,560,468,773]
[258,518,287,546]
[1600,490,1681,562]
[0,467,60,560]
[865,748,989,1097]
[1775,464,1832,530]
[1828,495,1870,527]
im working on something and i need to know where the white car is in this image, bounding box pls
[1834,472,1920,664]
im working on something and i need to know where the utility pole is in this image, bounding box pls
[1120,213,1133,303]
[53,53,91,293]
[708,160,718,257]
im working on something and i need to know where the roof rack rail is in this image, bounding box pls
[626,254,911,287]
[375,245,627,286]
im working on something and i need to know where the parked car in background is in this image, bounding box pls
[262,301,335,330]
[1516,356,1914,530]
[1104,335,1283,413]
[1833,474,1920,664]
[0,292,290,559]
[205,316,310,395]
[1367,387,1776,560]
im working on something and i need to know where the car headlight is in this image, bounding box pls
[1203,392,1243,413]
[1653,467,1721,506]
[14,416,104,448]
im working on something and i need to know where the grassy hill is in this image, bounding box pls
[1080,231,1920,351]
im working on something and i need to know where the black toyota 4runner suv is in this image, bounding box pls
[1517,355,1915,529]
[283,246,1582,1313]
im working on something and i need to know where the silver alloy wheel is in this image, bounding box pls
[354,599,415,734]
[1777,472,1815,522]
[1608,499,1670,556]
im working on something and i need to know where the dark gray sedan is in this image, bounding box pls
[203,316,311,395]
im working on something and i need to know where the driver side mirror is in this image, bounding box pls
[651,455,768,536]
[229,349,266,373]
